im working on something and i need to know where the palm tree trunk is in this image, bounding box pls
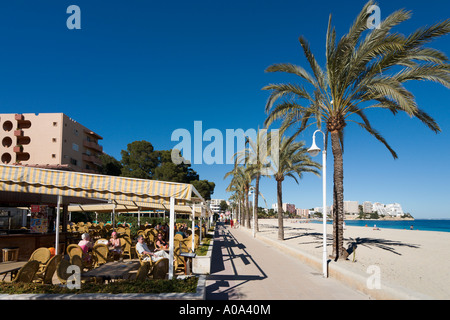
[244,188,249,229]
[277,178,284,240]
[239,198,244,226]
[330,131,345,259]
[254,173,260,232]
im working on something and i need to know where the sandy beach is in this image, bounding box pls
[254,219,450,299]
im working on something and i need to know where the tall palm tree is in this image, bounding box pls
[263,1,450,258]
[267,132,321,240]
[224,164,253,228]
[235,129,274,232]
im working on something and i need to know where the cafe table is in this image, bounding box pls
[0,261,27,281]
[179,252,196,275]
[82,260,140,283]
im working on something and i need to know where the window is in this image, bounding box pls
[53,122,57,127]
[52,154,56,158]
[70,158,77,166]
[72,143,79,151]
[73,129,78,136]
[52,138,57,143]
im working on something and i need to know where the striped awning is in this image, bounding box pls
[0,164,193,206]
[67,202,205,216]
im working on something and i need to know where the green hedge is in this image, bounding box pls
[196,234,213,256]
[0,277,198,294]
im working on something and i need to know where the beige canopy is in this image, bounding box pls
[0,164,212,279]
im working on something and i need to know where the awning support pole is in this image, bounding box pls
[55,195,62,255]
[168,196,175,280]
[138,207,141,227]
[112,203,116,230]
[199,204,204,243]
[192,203,195,252]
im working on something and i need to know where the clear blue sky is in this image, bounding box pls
[0,0,449,218]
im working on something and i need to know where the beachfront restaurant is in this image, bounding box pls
[0,164,211,279]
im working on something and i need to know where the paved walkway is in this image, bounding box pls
[205,222,371,300]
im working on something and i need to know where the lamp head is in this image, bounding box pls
[308,145,321,157]
[308,135,321,157]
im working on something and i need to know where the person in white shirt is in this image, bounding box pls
[135,235,169,262]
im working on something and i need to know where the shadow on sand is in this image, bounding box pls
[258,223,420,257]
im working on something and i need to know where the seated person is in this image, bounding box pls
[135,235,169,262]
[109,231,122,259]
[175,227,187,239]
[78,233,93,263]
[155,232,168,250]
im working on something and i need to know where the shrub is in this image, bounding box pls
[0,277,198,295]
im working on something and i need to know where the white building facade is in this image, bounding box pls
[344,201,359,214]
[372,202,404,217]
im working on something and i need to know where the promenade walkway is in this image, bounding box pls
[205,222,371,300]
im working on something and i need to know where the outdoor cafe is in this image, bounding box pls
[0,164,212,284]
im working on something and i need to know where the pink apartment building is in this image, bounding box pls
[0,113,103,173]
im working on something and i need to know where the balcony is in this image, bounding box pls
[83,140,103,152]
[13,146,23,153]
[82,154,102,166]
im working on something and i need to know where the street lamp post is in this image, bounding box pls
[308,129,328,278]
[249,187,256,238]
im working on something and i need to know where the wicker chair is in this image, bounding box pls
[135,261,151,281]
[145,228,156,244]
[12,260,40,283]
[150,258,169,279]
[67,244,83,260]
[121,236,132,260]
[134,246,155,270]
[135,246,147,265]
[185,235,199,251]
[174,234,184,242]
[174,246,185,273]
[92,244,111,268]
[29,247,51,264]
[70,255,84,271]
[34,254,62,284]
[137,230,145,238]
[29,247,51,273]
[56,259,71,285]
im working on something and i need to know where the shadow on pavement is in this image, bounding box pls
[206,223,267,300]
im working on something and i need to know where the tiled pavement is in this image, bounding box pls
[205,222,371,300]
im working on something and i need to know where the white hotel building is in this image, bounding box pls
[371,202,404,217]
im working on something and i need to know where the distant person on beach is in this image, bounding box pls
[373,224,379,230]
[410,225,414,230]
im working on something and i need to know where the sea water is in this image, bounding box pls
[310,219,450,233]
